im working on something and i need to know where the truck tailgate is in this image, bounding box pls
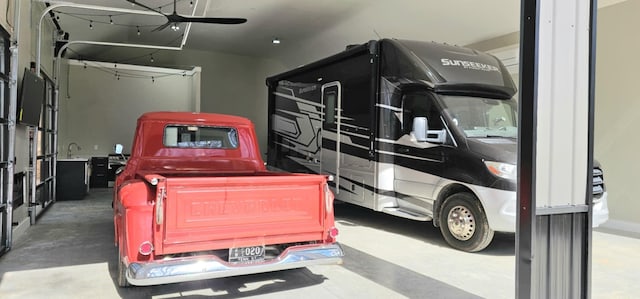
[154,174,326,255]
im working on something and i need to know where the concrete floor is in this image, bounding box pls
[0,189,638,298]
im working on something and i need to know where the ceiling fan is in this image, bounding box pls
[126,0,247,31]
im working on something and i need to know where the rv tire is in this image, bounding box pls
[439,193,494,252]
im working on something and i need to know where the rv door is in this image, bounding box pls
[321,82,341,194]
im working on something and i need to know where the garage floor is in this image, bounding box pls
[0,189,638,298]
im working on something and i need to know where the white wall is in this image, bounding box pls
[58,61,199,158]
[66,47,284,156]
[594,0,640,229]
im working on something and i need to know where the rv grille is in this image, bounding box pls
[592,167,605,203]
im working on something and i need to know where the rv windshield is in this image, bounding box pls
[440,95,518,138]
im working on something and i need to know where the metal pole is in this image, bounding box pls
[584,0,599,297]
[52,89,58,202]
[5,0,22,251]
[29,127,37,224]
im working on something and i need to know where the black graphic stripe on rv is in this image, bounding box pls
[322,139,370,160]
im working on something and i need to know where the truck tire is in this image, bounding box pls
[439,193,494,252]
[117,248,131,287]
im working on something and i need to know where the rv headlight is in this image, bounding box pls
[484,161,517,180]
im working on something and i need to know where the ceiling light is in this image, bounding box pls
[171,23,180,31]
[272,37,280,44]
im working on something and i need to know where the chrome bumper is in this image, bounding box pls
[126,243,344,286]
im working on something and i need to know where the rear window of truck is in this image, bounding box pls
[163,125,239,149]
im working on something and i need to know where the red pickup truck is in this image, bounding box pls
[113,111,343,287]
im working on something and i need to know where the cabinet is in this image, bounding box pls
[56,159,89,200]
[90,157,109,188]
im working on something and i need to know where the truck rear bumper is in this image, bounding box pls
[126,243,344,286]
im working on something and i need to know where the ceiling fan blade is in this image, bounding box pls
[168,14,247,24]
[126,0,165,15]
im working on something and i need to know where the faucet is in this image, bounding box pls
[67,142,81,158]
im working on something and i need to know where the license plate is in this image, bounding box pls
[228,245,265,263]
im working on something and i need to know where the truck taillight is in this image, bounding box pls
[329,227,339,238]
[327,227,339,242]
[139,241,154,256]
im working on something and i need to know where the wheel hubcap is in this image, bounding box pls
[447,205,475,241]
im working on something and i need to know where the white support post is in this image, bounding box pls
[517,0,597,297]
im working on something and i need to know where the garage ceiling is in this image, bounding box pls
[42,0,627,64]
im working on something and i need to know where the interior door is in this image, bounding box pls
[320,82,341,194]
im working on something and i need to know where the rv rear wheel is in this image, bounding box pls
[439,193,494,252]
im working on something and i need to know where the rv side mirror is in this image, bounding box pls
[413,117,447,144]
[114,144,123,154]
[412,117,428,141]
[412,117,429,141]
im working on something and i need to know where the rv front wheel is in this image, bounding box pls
[439,193,494,252]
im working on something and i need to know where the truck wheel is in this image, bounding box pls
[117,250,131,287]
[439,193,494,252]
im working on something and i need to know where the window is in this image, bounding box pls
[440,95,518,138]
[164,125,238,149]
[324,90,336,125]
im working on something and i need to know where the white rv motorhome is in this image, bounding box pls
[266,39,608,252]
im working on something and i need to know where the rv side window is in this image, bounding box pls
[324,91,337,124]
